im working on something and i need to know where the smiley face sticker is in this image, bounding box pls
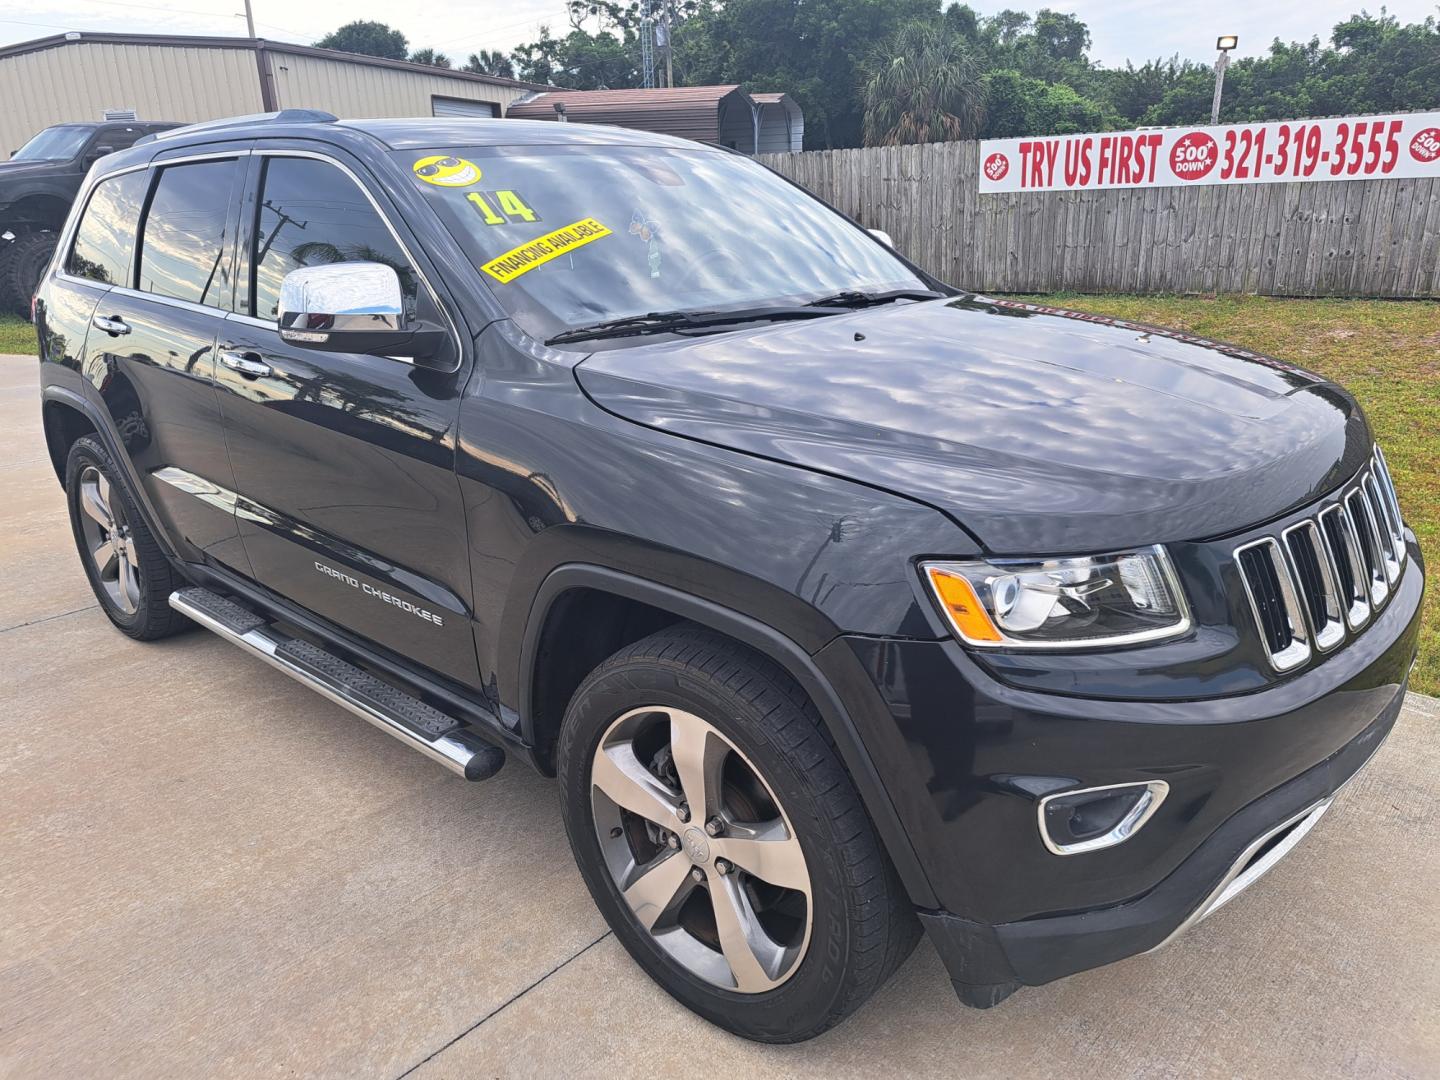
[413,155,482,187]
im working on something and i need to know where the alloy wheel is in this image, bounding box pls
[77,465,140,615]
[590,705,813,993]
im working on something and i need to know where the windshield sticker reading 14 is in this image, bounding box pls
[467,189,542,226]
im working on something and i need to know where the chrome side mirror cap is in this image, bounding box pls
[276,262,448,363]
[279,262,404,340]
[868,228,895,248]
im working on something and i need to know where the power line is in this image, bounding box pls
[437,4,567,51]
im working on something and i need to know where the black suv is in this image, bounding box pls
[1,120,178,315]
[33,111,1424,1043]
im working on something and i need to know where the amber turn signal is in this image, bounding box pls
[925,565,1004,643]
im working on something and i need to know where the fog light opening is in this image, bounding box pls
[1038,780,1169,856]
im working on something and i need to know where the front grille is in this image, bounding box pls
[1235,447,1406,672]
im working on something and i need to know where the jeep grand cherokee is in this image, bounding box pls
[33,110,1423,1043]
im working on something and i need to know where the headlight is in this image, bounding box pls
[922,545,1191,648]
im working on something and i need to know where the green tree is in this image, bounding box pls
[1141,12,1440,126]
[679,0,939,148]
[464,50,516,79]
[860,22,986,145]
[408,48,452,68]
[982,69,1114,137]
[513,26,641,89]
[315,20,409,60]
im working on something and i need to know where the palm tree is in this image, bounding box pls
[464,50,516,79]
[860,22,987,147]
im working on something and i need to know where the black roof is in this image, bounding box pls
[336,118,706,152]
[88,112,720,185]
[133,112,709,153]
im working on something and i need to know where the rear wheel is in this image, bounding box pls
[557,625,919,1042]
[0,230,58,318]
[65,435,188,639]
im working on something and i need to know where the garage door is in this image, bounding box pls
[432,97,499,118]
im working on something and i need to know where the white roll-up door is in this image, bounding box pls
[432,96,499,118]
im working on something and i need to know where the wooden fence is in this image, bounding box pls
[758,142,1440,297]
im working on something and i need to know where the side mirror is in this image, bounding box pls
[278,262,444,361]
[868,228,895,248]
[85,144,115,166]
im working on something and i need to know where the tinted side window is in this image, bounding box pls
[101,126,151,152]
[67,170,150,285]
[138,159,241,308]
[252,157,417,321]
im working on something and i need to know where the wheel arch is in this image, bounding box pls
[42,395,98,483]
[4,194,71,231]
[516,563,938,907]
[41,385,179,561]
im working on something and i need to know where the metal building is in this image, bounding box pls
[0,32,552,156]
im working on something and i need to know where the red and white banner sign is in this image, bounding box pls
[978,111,1440,193]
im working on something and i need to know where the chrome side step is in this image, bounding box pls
[170,587,505,781]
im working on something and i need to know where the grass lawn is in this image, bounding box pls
[1026,294,1438,696]
[0,315,36,355]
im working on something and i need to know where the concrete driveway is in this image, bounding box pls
[2,355,1437,1078]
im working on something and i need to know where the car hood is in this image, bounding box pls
[0,159,61,178]
[574,296,1373,554]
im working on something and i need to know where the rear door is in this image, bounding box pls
[213,149,480,687]
[56,149,251,572]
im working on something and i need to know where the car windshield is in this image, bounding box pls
[12,125,92,162]
[400,143,928,342]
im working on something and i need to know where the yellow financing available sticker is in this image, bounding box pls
[482,218,613,283]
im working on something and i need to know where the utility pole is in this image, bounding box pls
[663,0,674,88]
[1211,34,1237,125]
[241,0,256,39]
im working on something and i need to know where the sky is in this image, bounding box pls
[2,0,1436,68]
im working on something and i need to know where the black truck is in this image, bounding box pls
[1,120,177,315]
[33,111,1424,1043]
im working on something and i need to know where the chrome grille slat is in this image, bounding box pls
[1364,467,1404,577]
[1236,447,1406,672]
[1374,447,1406,557]
[1282,520,1344,651]
[1346,486,1389,606]
[1319,505,1370,630]
[1234,538,1311,671]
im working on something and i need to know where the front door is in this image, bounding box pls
[214,151,480,686]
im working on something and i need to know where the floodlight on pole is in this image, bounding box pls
[1211,34,1238,125]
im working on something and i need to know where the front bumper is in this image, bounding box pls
[920,682,1403,1004]
[814,539,1423,1004]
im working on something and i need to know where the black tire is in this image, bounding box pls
[65,435,188,640]
[0,238,19,316]
[557,624,920,1043]
[0,230,58,319]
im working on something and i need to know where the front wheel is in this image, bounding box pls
[557,625,919,1042]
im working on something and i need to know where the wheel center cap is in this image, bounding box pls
[682,827,711,864]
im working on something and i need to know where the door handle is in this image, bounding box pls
[91,314,130,336]
[219,350,272,378]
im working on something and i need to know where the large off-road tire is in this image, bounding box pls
[0,230,58,319]
[65,435,188,640]
[557,624,920,1043]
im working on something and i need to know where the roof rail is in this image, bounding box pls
[147,109,339,142]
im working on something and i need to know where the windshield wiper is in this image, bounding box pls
[804,288,944,309]
[545,305,844,345]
